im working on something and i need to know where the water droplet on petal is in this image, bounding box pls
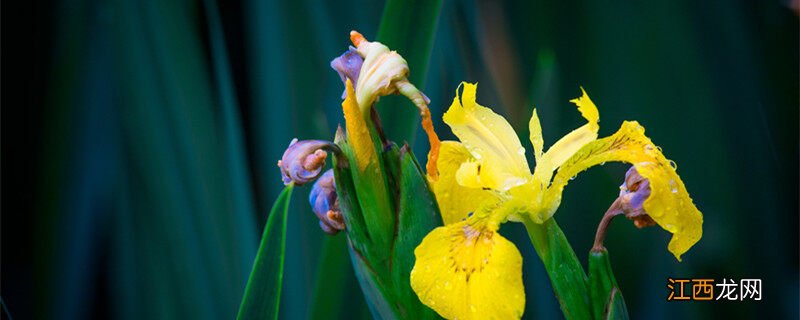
[569,175,576,181]
[517,147,526,155]
[669,160,678,170]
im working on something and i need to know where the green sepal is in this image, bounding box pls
[523,217,593,320]
[236,185,293,320]
[588,248,630,320]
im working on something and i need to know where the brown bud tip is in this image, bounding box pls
[350,30,366,47]
[326,210,345,230]
[302,149,328,171]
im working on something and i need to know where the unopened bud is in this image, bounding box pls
[593,166,656,251]
[277,139,340,186]
[308,169,345,234]
[618,166,655,228]
[330,48,364,99]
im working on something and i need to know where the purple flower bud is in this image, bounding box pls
[618,166,655,228]
[308,169,345,235]
[330,48,363,98]
[277,139,340,186]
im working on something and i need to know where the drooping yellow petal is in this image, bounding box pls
[537,88,601,174]
[430,141,496,225]
[410,221,525,320]
[542,121,703,260]
[443,83,530,191]
[528,108,544,163]
[342,79,375,170]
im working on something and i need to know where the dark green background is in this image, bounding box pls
[3,0,797,319]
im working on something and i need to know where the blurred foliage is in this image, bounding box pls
[1,0,797,319]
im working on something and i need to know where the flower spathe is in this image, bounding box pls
[411,82,703,319]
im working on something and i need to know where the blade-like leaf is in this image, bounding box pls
[588,248,629,320]
[390,145,441,319]
[523,218,592,320]
[604,288,629,320]
[237,186,294,320]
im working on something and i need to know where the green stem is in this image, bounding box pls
[523,217,592,320]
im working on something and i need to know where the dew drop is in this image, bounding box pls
[569,175,576,181]
[669,179,678,193]
[600,161,606,166]
[669,160,678,170]
[517,147,526,155]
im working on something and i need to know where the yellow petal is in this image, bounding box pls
[529,108,544,163]
[543,121,703,260]
[571,87,600,127]
[538,87,601,174]
[430,141,496,225]
[410,222,525,320]
[342,79,376,170]
[443,83,530,191]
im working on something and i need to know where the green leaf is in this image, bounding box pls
[237,186,294,320]
[389,145,441,319]
[375,0,444,142]
[332,132,373,260]
[523,217,592,320]
[348,244,397,319]
[604,288,630,320]
[588,248,629,320]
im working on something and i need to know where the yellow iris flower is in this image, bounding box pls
[410,82,703,319]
